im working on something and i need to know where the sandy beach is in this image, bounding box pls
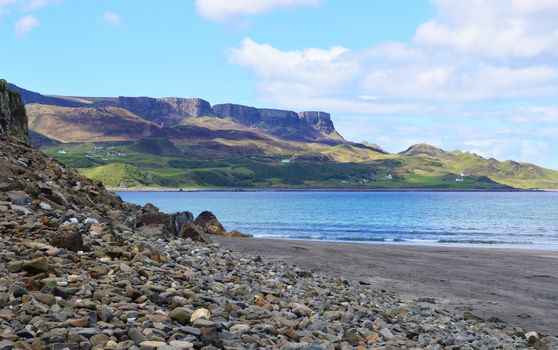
[214,237,558,335]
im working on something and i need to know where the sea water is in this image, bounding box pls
[119,191,558,249]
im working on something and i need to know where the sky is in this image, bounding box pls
[1,0,558,168]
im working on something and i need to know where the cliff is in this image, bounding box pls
[10,83,344,144]
[0,80,29,143]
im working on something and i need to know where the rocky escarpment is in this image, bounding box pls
[212,103,261,127]
[0,80,28,144]
[298,111,335,134]
[11,83,345,144]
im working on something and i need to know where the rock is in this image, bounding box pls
[178,221,210,243]
[380,328,394,340]
[229,324,250,334]
[140,341,166,348]
[128,328,147,346]
[22,257,49,274]
[200,326,221,347]
[291,303,312,317]
[96,305,113,322]
[190,308,211,323]
[50,231,83,252]
[168,340,194,349]
[39,202,53,210]
[0,340,14,350]
[194,211,226,235]
[35,292,56,305]
[7,190,31,205]
[90,334,109,346]
[226,230,251,238]
[342,331,362,346]
[169,307,193,325]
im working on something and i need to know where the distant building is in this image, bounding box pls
[455,177,464,182]
[94,146,104,151]
[281,159,291,163]
[387,174,393,180]
[57,150,66,154]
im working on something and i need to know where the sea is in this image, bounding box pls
[119,191,558,250]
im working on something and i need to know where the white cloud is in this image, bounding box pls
[196,0,319,22]
[14,14,38,36]
[0,0,17,14]
[102,11,121,26]
[228,0,558,114]
[22,0,60,11]
[414,0,558,58]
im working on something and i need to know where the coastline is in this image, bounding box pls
[214,236,558,335]
[109,186,546,192]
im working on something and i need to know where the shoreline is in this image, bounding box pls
[247,236,558,251]
[110,187,547,192]
[213,236,558,335]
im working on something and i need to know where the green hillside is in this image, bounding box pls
[41,138,558,190]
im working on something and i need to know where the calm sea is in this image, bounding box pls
[118,191,558,250]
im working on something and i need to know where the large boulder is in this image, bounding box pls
[177,221,212,243]
[194,211,227,235]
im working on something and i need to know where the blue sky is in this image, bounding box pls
[2,0,558,168]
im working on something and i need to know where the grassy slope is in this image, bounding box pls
[41,138,546,189]
[30,106,558,190]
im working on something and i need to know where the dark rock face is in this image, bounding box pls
[298,111,335,134]
[213,103,261,126]
[258,108,303,128]
[0,80,29,144]
[111,97,172,123]
[50,231,84,252]
[161,98,214,118]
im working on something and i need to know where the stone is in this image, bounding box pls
[0,340,14,350]
[380,328,393,340]
[168,340,194,349]
[177,221,210,243]
[230,324,250,334]
[169,307,193,325]
[96,305,113,323]
[128,328,147,346]
[190,308,211,323]
[90,334,109,346]
[194,211,227,235]
[139,341,166,348]
[50,231,83,252]
[22,257,49,274]
[35,292,56,305]
[7,190,31,205]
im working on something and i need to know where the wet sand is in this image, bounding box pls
[214,237,558,335]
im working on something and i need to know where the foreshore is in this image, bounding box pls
[214,237,558,335]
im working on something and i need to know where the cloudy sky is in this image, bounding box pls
[2,0,557,168]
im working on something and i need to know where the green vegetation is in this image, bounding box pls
[39,137,558,190]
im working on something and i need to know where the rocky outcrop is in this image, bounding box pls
[160,98,214,118]
[213,103,261,126]
[298,111,335,134]
[0,80,28,143]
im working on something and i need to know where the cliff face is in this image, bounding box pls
[11,82,345,144]
[160,97,214,118]
[213,103,261,126]
[0,80,29,143]
[298,111,335,134]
